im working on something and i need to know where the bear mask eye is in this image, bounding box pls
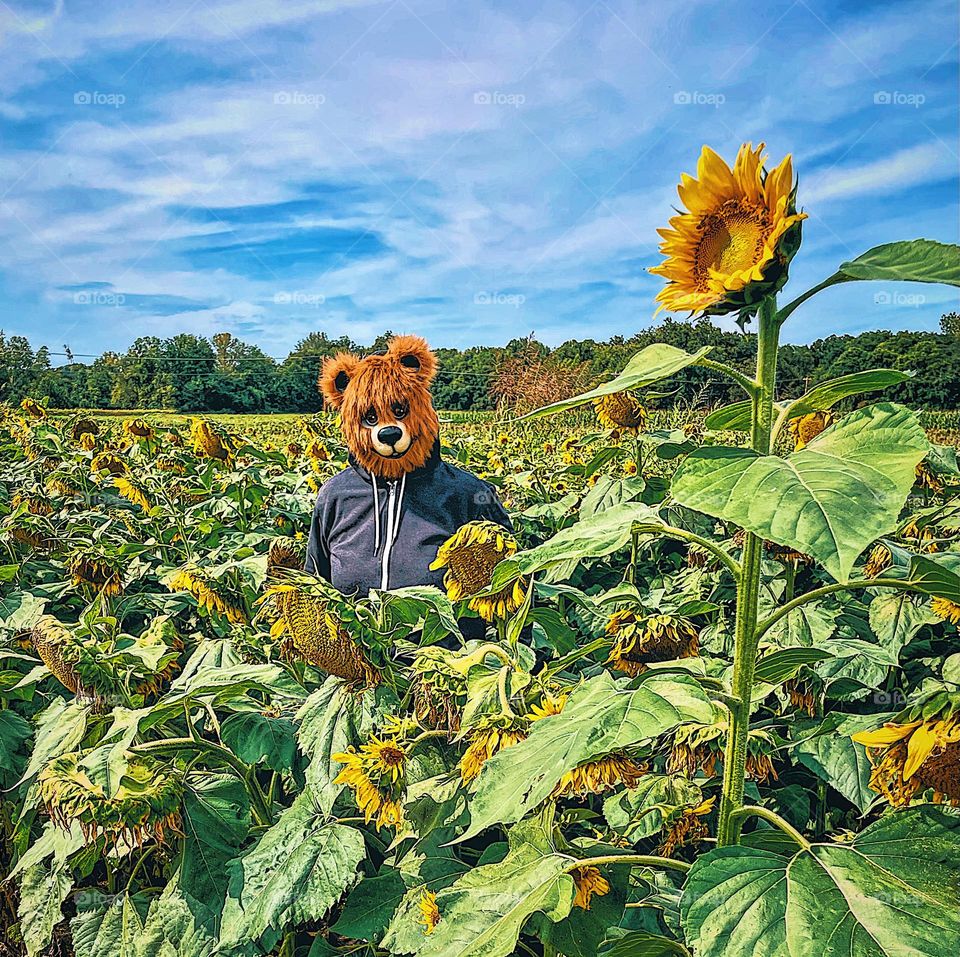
[391,401,409,420]
[400,354,420,371]
[362,408,378,427]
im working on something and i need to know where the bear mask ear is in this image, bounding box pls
[320,352,360,410]
[387,334,437,385]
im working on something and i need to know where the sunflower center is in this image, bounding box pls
[449,544,502,593]
[694,200,771,288]
[377,745,405,768]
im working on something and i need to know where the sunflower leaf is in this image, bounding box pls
[671,403,929,582]
[519,345,712,420]
[458,672,713,841]
[839,239,960,286]
[680,806,960,957]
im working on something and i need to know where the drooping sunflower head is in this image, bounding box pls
[853,713,960,807]
[594,391,647,433]
[91,451,128,477]
[267,536,305,575]
[552,751,647,798]
[191,419,240,465]
[651,143,806,318]
[933,597,960,625]
[783,674,819,717]
[115,475,152,511]
[418,890,441,934]
[264,582,379,685]
[915,460,944,493]
[71,417,99,441]
[459,715,530,783]
[168,563,248,625]
[864,543,892,578]
[32,616,83,695]
[430,521,529,622]
[20,397,46,419]
[411,647,471,733]
[658,797,716,858]
[606,610,699,677]
[67,548,125,597]
[79,432,97,452]
[787,411,835,451]
[124,418,154,441]
[333,735,407,830]
[570,865,610,910]
[40,752,184,850]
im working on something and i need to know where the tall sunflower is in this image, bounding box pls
[651,143,806,317]
[594,391,647,433]
[606,610,699,676]
[430,521,530,622]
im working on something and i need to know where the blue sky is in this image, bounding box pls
[0,0,957,360]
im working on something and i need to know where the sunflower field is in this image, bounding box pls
[3,145,960,957]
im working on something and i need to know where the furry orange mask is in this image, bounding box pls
[320,334,440,480]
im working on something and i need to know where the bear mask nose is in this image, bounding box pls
[377,425,403,447]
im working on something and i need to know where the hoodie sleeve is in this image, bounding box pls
[305,491,332,579]
[471,480,513,532]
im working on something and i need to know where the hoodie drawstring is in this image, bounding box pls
[373,472,407,590]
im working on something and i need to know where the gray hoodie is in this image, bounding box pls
[305,440,512,597]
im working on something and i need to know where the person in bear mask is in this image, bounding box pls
[306,335,513,619]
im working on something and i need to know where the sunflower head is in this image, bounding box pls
[864,543,892,578]
[459,715,529,783]
[191,419,240,464]
[651,143,806,319]
[267,536,305,575]
[333,735,407,830]
[20,397,46,419]
[658,797,716,857]
[71,417,99,441]
[40,752,183,850]
[594,391,647,433]
[91,451,128,477]
[571,865,611,910]
[430,521,529,622]
[67,548,124,597]
[915,460,944,493]
[853,713,960,807]
[552,752,647,798]
[606,611,699,676]
[124,418,154,441]
[787,411,835,451]
[418,890,441,934]
[115,475,152,511]
[168,563,248,625]
[933,597,960,625]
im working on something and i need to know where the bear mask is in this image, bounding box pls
[320,334,440,480]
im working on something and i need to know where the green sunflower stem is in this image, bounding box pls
[717,296,779,848]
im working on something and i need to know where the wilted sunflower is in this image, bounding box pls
[594,391,647,433]
[570,865,610,910]
[915,460,944,493]
[71,417,99,441]
[658,797,716,858]
[31,616,83,695]
[333,736,407,830]
[40,752,183,850]
[668,719,777,783]
[783,675,819,717]
[267,536,304,574]
[528,692,568,721]
[853,714,960,807]
[651,142,806,317]
[124,418,154,441]
[114,475,152,511]
[932,597,960,625]
[191,419,240,464]
[91,451,128,477]
[11,491,52,516]
[459,716,529,782]
[168,563,248,624]
[553,752,647,797]
[864,543,892,578]
[411,647,471,734]
[79,432,97,452]
[418,890,441,934]
[68,550,124,597]
[263,581,378,685]
[787,410,835,451]
[606,610,699,677]
[430,521,529,622]
[20,397,46,419]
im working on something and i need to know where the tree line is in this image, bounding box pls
[2,316,960,413]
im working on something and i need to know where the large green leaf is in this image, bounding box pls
[459,672,713,841]
[180,773,251,904]
[704,400,754,432]
[71,892,144,957]
[838,240,960,286]
[19,858,73,957]
[792,711,894,812]
[219,792,365,948]
[382,820,576,957]
[220,709,298,772]
[680,807,960,957]
[135,883,217,957]
[490,502,664,590]
[520,345,712,420]
[671,403,929,581]
[868,590,937,655]
[330,867,409,943]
